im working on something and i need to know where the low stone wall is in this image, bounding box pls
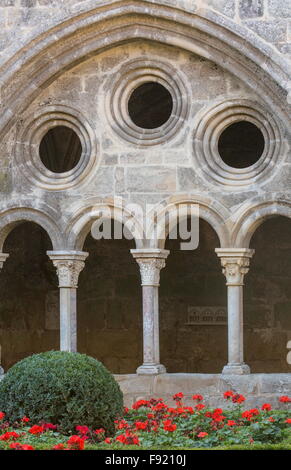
[115,373,291,409]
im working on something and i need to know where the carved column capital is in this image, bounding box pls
[131,249,169,286]
[0,253,9,270]
[215,248,255,286]
[47,251,88,288]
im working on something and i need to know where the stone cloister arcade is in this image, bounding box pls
[1,200,291,382]
[0,0,291,405]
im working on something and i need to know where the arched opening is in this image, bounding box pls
[245,216,291,372]
[77,221,142,373]
[160,218,226,373]
[0,222,58,371]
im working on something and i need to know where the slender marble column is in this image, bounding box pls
[215,248,254,375]
[0,253,9,376]
[47,251,88,352]
[131,249,169,375]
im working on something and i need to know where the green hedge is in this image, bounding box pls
[0,351,123,434]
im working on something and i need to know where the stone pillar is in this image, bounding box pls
[0,253,9,376]
[131,249,169,375]
[47,251,88,352]
[215,248,254,375]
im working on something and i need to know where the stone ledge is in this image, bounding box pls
[114,373,291,408]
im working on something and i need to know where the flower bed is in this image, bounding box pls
[0,391,290,450]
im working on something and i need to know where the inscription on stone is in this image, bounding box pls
[187,306,227,325]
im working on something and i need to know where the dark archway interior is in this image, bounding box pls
[39,125,82,173]
[128,82,173,129]
[245,216,291,372]
[0,222,58,371]
[218,121,265,168]
[77,222,142,373]
[160,219,227,373]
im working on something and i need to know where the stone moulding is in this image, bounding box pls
[192,99,284,188]
[0,205,65,251]
[105,58,190,145]
[15,105,98,191]
[0,1,290,142]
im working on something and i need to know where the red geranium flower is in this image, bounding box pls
[0,412,5,421]
[227,420,237,427]
[192,394,203,401]
[29,425,45,435]
[197,432,208,438]
[43,422,57,431]
[152,402,168,412]
[115,419,129,430]
[135,421,148,431]
[10,442,34,450]
[184,406,194,414]
[223,390,234,399]
[279,396,291,403]
[94,428,105,435]
[67,435,85,450]
[76,425,90,436]
[285,418,291,424]
[116,430,139,445]
[163,420,177,432]
[53,443,66,450]
[262,403,272,411]
[132,400,151,410]
[173,392,184,402]
[195,403,205,411]
[0,431,20,441]
[232,394,246,404]
[21,416,30,423]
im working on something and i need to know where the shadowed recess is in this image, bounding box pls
[218,121,265,169]
[128,82,173,129]
[39,126,82,173]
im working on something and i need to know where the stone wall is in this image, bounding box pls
[1,217,291,374]
[0,1,290,65]
[116,373,291,409]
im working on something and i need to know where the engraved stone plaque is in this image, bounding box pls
[187,306,227,325]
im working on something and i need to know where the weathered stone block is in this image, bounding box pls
[206,0,235,18]
[268,1,291,17]
[259,374,291,394]
[153,373,218,395]
[239,0,264,18]
[126,167,176,192]
[244,19,287,42]
[115,374,153,395]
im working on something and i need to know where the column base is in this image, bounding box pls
[136,364,167,375]
[222,363,250,375]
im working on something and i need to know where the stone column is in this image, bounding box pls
[47,251,88,352]
[131,249,169,375]
[215,248,254,375]
[0,253,9,376]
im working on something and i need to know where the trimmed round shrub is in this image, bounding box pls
[0,351,123,434]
